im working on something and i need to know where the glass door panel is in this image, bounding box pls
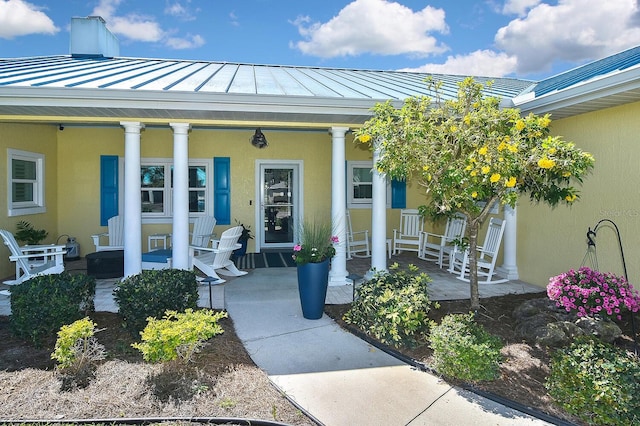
[261,166,296,247]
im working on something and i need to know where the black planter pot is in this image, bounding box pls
[234,239,248,257]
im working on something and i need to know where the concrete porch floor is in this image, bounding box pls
[0,252,544,316]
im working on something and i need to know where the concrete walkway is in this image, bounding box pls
[225,267,552,426]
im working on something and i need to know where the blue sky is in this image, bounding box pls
[1,0,640,80]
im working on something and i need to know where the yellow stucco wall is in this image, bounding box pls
[517,100,640,288]
[0,123,58,280]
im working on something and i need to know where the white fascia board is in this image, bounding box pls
[514,67,640,115]
[0,86,395,118]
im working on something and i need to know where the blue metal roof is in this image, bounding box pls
[0,55,532,101]
[532,45,640,97]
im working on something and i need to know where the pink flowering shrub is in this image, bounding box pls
[547,266,640,320]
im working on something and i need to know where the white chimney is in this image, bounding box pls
[70,16,119,58]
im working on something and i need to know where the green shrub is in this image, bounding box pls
[10,273,96,345]
[133,308,227,363]
[429,312,503,382]
[51,317,106,390]
[113,269,199,334]
[52,317,106,370]
[546,337,640,425]
[343,264,436,348]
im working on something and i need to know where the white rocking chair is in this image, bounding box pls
[0,229,66,293]
[419,213,467,267]
[190,215,217,248]
[189,225,247,283]
[91,215,124,252]
[392,209,424,255]
[346,210,370,259]
[448,217,507,284]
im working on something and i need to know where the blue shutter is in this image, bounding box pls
[391,178,406,209]
[214,157,231,225]
[100,155,119,225]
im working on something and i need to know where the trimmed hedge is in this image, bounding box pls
[10,272,96,345]
[113,269,199,335]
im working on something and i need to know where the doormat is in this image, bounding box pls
[232,250,297,269]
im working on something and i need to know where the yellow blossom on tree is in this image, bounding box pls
[479,146,488,155]
[515,120,525,131]
[549,147,557,155]
[423,165,429,171]
[470,170,477,176]
[540,116,551,128]
[359,134,371,143]
[538,157,556,169]
[565,194,577,202]
[505,176,517,187]
[472,191,478,198]
[481,165,491,174]
[490,173,501,183]
[508,144,518,153]
[562,171,571,177]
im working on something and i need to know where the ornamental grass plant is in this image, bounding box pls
[292,219,338,265]
[547,266,640,320]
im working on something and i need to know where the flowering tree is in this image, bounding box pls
[356,78,595,310]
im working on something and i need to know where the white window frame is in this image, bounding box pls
[119,157,213,224]
[7,149,46,216]
[347,160,391,209]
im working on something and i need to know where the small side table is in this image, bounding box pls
[148,233,171,251]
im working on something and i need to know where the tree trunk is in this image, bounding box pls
[468,220,480,311]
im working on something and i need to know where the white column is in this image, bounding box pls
[369,139,388,278]
[329,126,349,286]
[497,204,519,280]
[120,121,144,277]
[170,123,191,270]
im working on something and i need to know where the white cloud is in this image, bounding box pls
[166,34,205,49]
[0,0,58,39]
[92,0,204,49]
[399,49,518,78]
[495,0,640,74]
[164,0,196,21]
[109,15,165,42]
[501,0,541,17]
[291,0,449,58]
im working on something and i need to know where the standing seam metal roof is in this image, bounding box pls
[0,55,533,100]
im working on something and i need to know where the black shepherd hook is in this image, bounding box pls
[586,219,637,356]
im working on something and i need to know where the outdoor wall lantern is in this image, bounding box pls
[250,128,268,148]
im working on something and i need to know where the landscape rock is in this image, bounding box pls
[512,298,623,347]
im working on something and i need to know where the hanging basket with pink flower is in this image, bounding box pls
[547,266,640,320]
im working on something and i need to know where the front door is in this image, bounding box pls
[256,161,302,250]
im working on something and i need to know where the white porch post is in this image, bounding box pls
[121,121,144,277]
[498,204,519,280]
[369,139,387,278]
[329,126,349,286]
[170,123,191,270]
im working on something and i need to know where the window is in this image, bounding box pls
[347,161,391,208]
[136,158,212,220]
[7,149,45,216]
